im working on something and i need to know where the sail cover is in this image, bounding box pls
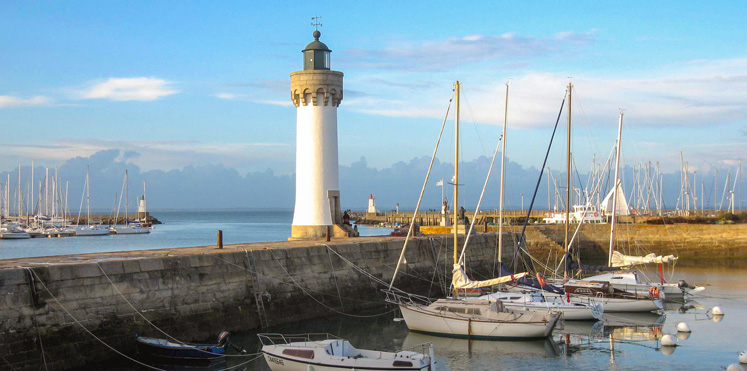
[451,264,527,289]
[610,251,678,267]
[601,182,630,216]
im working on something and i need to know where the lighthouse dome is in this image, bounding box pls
[302,30,331,70]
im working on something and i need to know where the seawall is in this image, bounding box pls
[0,233,514,370]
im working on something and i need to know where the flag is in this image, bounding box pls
[436,179,443,186]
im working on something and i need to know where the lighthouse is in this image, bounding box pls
[290,29,355,239]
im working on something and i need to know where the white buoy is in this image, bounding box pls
[739,351,747,364]
[726,364,745,371]
[712,306,724,315]
[661,334,677,347]
[677,322,691,332]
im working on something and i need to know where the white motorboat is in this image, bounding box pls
[258,333,434,371]
[477,291,603,321]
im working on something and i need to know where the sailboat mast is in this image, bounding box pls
[498,82,509,268]
[86,166,91,227]
[125,170,129,224]
[609,112,624,267]
[453,81,460,269]
[564,82,572,280]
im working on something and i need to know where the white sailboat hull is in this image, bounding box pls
[0,232,30,239]
[478,292,603,320]
[75,228,110,236]
[398,301,559,340]
[113,226,150,234]
[546,293,661,313]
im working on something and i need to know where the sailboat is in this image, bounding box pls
[112,170,150,235]
[385,81,560,340]
[75,166,109,236]
[562,111,662,312]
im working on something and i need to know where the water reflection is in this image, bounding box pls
[402,331,562,358]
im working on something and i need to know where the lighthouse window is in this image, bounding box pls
[324,52,330,68]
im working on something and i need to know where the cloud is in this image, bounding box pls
[81,77,179,101]
[339,31,597,72]
[346,58,747,130]
[215,92,236,99]
[0,95,52,108]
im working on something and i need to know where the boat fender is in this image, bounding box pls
[536,273,546,287]
[593,212,598,217]
[649,287,660,298]
[712,306,724,315]
[676,322,691,333]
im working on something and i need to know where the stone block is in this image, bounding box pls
[122,260,141,274]
[138,259,164,272]
[98,261,125,276]
[0,268,27,286]
[47,265,74,282]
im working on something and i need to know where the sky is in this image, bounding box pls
[1,1,745,210]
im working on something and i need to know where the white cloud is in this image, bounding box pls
[216,92,236,99]
[81,77,179,101]
[0,95,51,108]
[349,58,747,130]
[339,30,597,72]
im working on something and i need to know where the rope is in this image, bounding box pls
[25,268,48,371]
[94,263,258,358]
[267,248,399,318]
[390,91,454,290]
[210,253,386,306]
[511,91,567,271]
[27,269,167,371]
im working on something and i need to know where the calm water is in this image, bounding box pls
[0,210,391,260]
[115,266,746,371]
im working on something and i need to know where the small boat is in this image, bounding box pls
[477,291,603,321]
[112,223,151,234]
[0,227,30,239]
[136,332,230,360]
[258,333,435,371]
[562,280,663,312]
[75,225,111,236]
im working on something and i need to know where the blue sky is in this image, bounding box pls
[1,1,745,181]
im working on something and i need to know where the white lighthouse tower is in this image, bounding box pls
[290,29,355,239]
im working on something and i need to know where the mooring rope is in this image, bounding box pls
[24,268,49,371]
[26,269,168,371]
[94,262,260,358]
[210,252,385,306]
[266,248,399,318]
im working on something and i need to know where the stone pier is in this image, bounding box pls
[0,234,515,370]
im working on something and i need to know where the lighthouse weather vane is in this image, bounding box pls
[311,15,322,30]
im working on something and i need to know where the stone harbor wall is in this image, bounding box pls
[0,233,514,370]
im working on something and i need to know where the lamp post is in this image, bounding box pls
[520,193,524,213]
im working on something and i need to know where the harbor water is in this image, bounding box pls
[99,265,747,371]
[0,210,391,260]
